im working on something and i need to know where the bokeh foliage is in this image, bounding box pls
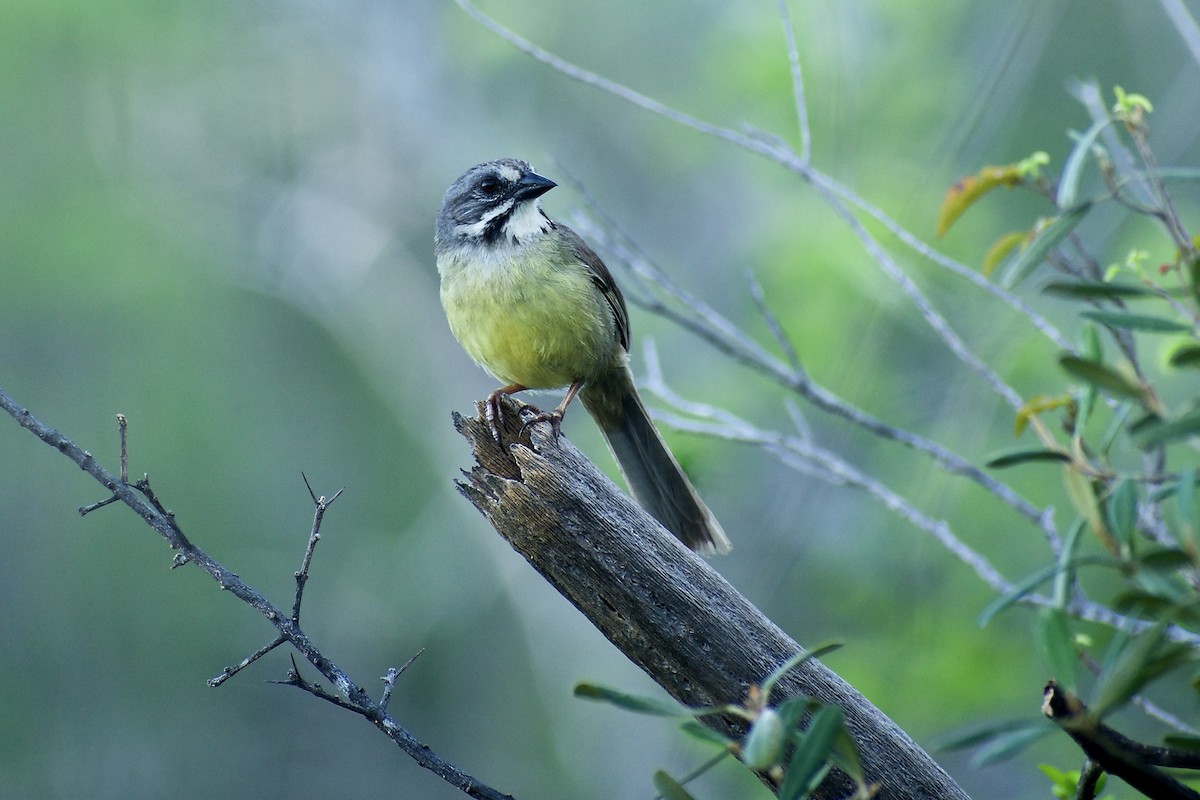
[2,2,1199,799]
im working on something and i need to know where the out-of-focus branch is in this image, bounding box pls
[1043,682,1200,800]
[0,385,514,800]
[567,213,1059,548]
[454,395,969,800]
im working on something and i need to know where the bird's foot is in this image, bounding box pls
[520,408,563,440]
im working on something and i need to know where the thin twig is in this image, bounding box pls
[744,269,804,375]
[117,413,128,483]
[293,474,344,624]
[209,635,286,688]
[574,216,1055,542]
[773,0,811,165]
[0,386,514,800]
[381,648,427,712]
[639,346,1015,594]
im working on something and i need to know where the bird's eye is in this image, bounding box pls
[478,177,502,198]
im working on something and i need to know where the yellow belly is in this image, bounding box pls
[439,243,619,389]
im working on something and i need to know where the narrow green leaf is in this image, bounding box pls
[985,448,1072,468]
[1138,548,1194,572]
[828,726,865,788]
[930,718,1039,752]
[1058,355,1145,400]
[1112,588,1189,619]
[1064,468,1115,553]
[1052,519,1087,608]
[1130,410,1200,448]
[1093,622,1195,716]
[778,706,843,800]
[652,770,697,800]
[1001,203,1092,289]
[761,642,843,700]
[977,555,1113,626]
[1081,310,1193,333]
[1076,324,1101,432]
[1164,734,1200,752]
[1036,607,1078,691]
[971,722,1057,766]
[1105,479,1139,549]
[1043,280,1158,299]
[1179,467,1198,546]
[573,683,684,717]
[1057,118,1110,209]
[679,720,733,748]
[775,696,816,735]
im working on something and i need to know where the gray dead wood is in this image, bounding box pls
[453,397,968,800]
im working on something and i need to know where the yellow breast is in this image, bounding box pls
[438,237,620,389]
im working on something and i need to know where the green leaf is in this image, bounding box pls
[1036,607,1078,691]
[1064,468,1116,554]
[778,706,842,800]
[1043,280,1159,299]
[930,718,1041,752]
[1076,324,1101,432]
[985,448,1072,468]
[1057,118,1111,209]
[977,555,1113,627]
[1081,310,1194,333]
[573,683,685,717]
[775,696,816,736]
[1130,410,1200,448]
[1052,519,1088,607]
[761,642,843,700]
[652,770,697,800]
[1179,467,1198,545]
[828,726,865,788]
[1105,479,1139,550]
[1001,203,1092,289]
[1093,623,1195,716]
[1058,355,1146,400]
[971,722,1057,766]
[1138,547,1194,572]
[679,720,733,748]
[1164,734,1200,752]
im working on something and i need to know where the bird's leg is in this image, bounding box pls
[485,383,528,441]
[522,378,584,439]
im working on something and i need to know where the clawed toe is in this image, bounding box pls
[520,409,563,439]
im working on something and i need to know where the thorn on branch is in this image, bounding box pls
[79,413,132,516]
[273,654,361,713]
[380,648,427,711]
[79,494,119,516]
[209,635,287,687]
[292,475,344,625]
[117,413,128,483]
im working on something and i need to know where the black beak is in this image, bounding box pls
[514,170,556,202]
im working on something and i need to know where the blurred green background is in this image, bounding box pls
[2,1,1198,798]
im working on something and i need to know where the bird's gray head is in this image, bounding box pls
[435,159,557,252]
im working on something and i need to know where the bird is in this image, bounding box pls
[435,158,730,555]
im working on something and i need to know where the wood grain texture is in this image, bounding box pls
[454,397,967,800]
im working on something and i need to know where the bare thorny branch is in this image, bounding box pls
[0,387,513,800]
